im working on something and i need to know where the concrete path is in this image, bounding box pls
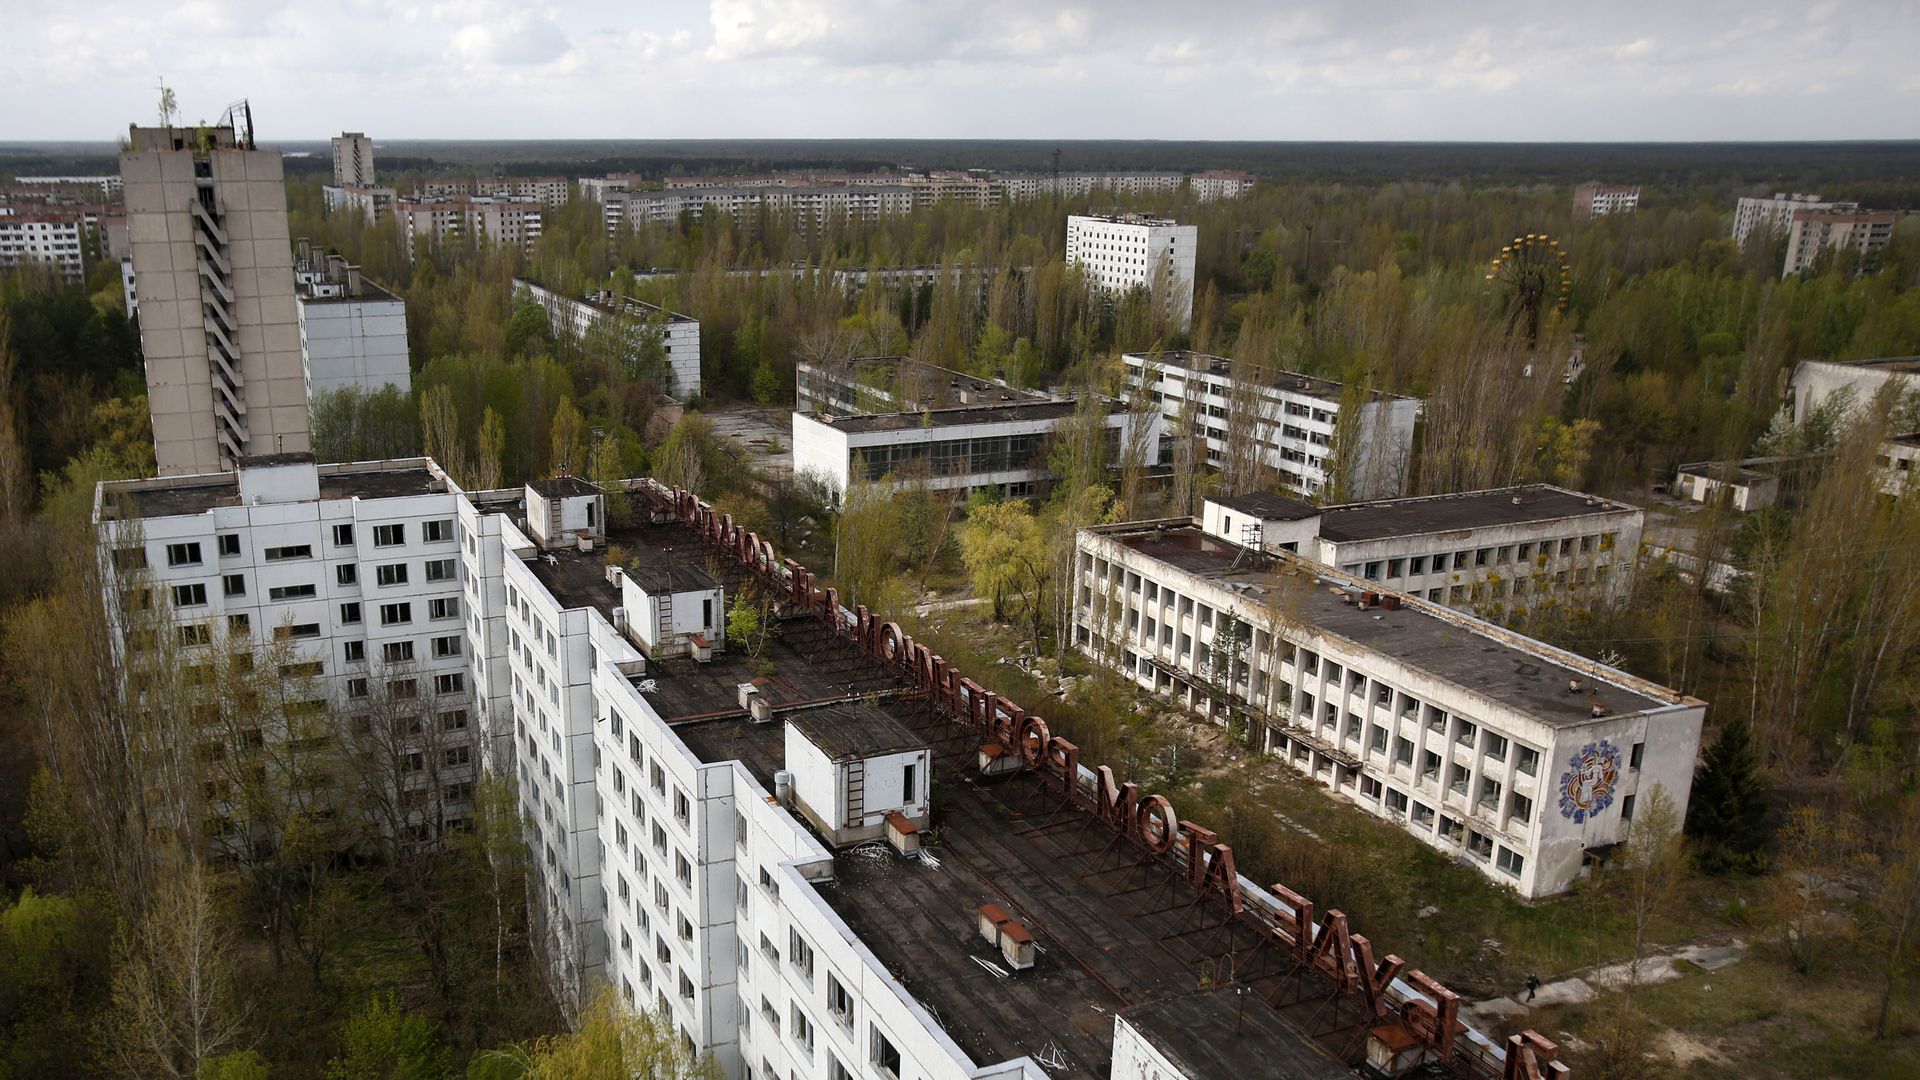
[1460,938,1747,1031]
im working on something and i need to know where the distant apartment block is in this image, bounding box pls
[1732,192,1857,249]
[121,122,309,475]
[513,278,701,399]
[1782,209,1897,276]
[330,132,375,187]
[1124,351,1420,500]
[578,167,1253,237]
[323,184,398,225]
[415,177,570,207]
[1067,213,1198,330]
[15,174,123,196]
[0,213,86,281]
[1189,170,1258,201]
[395,197,543,258]
[1572,184,1639,221]
[1072,518,1705,899]
[1201,485,1642,616]
[294,241,411,400]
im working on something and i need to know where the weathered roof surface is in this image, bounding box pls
[1101,523,1674,727]
[787,702,925,761]
[1212,491,1323,522]
[624,559,719,597]
[811,398,1098,433]
[1317,485,1636,544]
[528,475,601,499]
[1120,987,1352,1080]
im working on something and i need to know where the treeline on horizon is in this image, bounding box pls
[8,138,1920,203]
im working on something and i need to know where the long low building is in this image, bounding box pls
[1125,351,1421,500]
[513,277,702,399]
[1201,486,1643,618]
[792,396,1151,502]
[1073,518,1704,900]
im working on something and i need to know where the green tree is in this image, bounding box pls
[478,990,717,1080]
[504,302,553,360]
[1685,718,1771,874]
[0,887,114,1078]
[324,994,452,1080]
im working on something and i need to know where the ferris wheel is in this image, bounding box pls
[1486,233,1570,346]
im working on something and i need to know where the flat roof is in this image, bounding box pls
[809,398,1105,434]
[612,509,1379,1076]
[1121,988,1350,1080]
[98,461,446,521]
[1095,523,1675,726]
[1317,485,1637,544]
[803,357,1048,411]
[298,277,402,304]
[1210,491,1322,522]
[529,475,600,499]
[788,703,925,761]
[625,559,718,596]
[1825,356,1920,374]
[1136,351,1416,404]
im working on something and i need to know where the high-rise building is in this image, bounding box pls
[294,240,411,400]
[1781,209,1897,276]
[331,132,375,187]
[1731,192,1857,249]
[121,122,310,475]
[322,184,398,225]
[1066,213,1198,330]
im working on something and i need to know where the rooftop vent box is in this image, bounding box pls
[784,703,931,848]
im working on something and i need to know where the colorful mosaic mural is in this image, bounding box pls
[1558,739,1621,823]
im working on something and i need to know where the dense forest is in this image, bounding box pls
[3,142,1920,1076]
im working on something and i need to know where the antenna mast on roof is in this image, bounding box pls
[219,99,255,149]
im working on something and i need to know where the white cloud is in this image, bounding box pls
[0,0,1914,139]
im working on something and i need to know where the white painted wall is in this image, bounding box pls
[297,295,411,399]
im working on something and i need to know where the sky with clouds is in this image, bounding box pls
[2,0,1915,142]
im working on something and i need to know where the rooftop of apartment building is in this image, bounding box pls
[674,674,1352,1079]
[805,396,1114,434]
[94,455,447,521]
[1070,212,1183,227]
[521,279,699,325]
[1135,350,1416,404]
[1315,485,1638,543]
[525,501,1355,1077]
[1089,521,1679,726]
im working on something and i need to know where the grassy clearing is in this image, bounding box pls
[1537,954,1920,1079]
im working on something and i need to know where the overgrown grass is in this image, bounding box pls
[1544,954,1920,1078]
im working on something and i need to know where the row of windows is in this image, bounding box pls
[133,518,456,572]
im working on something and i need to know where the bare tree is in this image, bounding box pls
[98,858,251,1079]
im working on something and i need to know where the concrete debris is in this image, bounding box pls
[1416,905,1441,920]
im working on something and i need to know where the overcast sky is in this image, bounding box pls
[2,0,1916,142]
